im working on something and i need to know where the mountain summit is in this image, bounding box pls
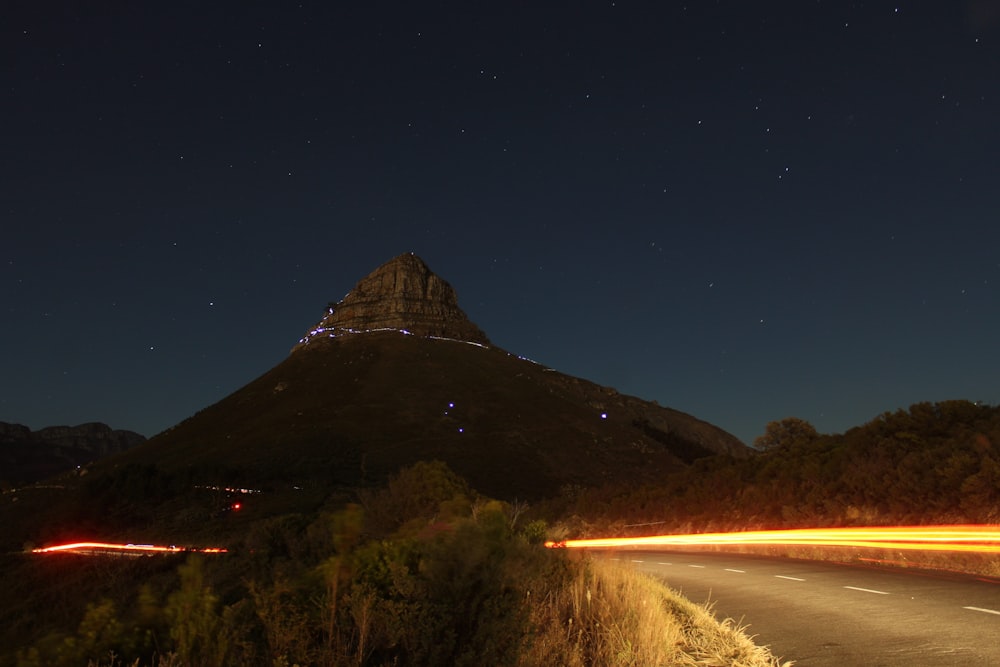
[111,254,747,501]
[295,253,490,350]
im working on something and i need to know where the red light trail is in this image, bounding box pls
[31,542,227,556]
[546,525,1000,553]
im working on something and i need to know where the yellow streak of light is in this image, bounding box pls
[545,525,1000,553]
[31,541,227,555]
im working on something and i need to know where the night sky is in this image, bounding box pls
[4,2,999,445]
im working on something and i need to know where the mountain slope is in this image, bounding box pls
[105,253,747,500]
[116,331,744,499]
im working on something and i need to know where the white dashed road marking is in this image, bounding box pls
[631,559,645,563]
[844,586,889,595]
[641,556,1000,640]
[964,606,1000,616]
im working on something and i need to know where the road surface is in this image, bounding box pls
[607,550,1000,666]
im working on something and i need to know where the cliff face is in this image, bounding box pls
[32,423,146,457]
[0,423,32,443]
[294,253,490,350]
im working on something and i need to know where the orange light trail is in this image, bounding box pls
[31,542,227,556]
[545,525,1000,553]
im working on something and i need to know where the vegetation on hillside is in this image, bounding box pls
[6,399,996,664]
[549,400,1000,534]
[7,462,788,667]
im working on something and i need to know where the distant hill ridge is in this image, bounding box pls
[112,253,748,499]
[0,421,145,486]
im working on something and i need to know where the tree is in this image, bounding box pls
[361,460,471,535]
[753,417,819,452]
[165,556,233,667]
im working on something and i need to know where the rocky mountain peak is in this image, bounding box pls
[294,253,491,350]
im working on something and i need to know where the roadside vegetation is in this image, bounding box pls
[8,462,789,667]
[549,401,1000,532]
[543,400,1000,576]
[7,399,996,664]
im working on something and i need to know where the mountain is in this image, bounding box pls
[110,253,747,500]
[294,251,490,348]
[0,422,145,487]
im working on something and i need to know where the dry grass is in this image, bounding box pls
[520,557,792,667]
[78,558,791,667]
[86,654,182,667]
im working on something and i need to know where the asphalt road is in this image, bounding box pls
[605,550,1000,666]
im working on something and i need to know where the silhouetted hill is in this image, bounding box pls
[104,253,747,501]
[113,332,745,500]
[0,422,145,487]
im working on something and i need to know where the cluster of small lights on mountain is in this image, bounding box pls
[428,335,487,349]
[299,325,548,370]
[297,325,394,343]
[295,322,584,436]
[545,525,1000,554]
[442,400,465,433]
[196,485,261,495]
[299,325,499,350]
[296,321,559,435]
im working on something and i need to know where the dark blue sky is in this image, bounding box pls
[4,2,999,445]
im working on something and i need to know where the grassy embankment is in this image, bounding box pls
[519,556,792,667]
[71,555,790,667]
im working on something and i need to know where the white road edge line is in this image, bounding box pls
[964,606,1000,616]
[725,568,746,573]
[688,564,706,568]
[844,586,889,595]
[775,575,805,581]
